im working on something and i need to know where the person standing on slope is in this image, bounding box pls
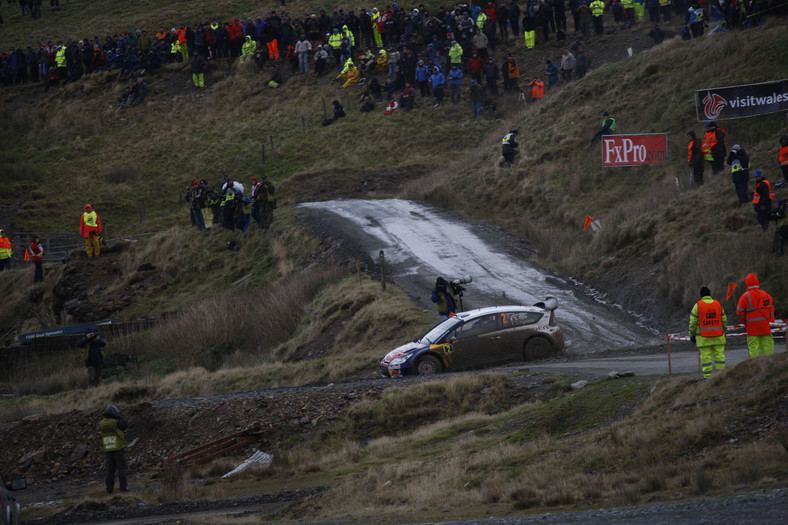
[80,203,102,257]
[737,273,775,359]
[689,286,727,379]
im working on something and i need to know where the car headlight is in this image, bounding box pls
[390,356,408,366]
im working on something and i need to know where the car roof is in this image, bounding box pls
[455,305,543,320]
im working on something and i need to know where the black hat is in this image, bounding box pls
[700,286,711,297]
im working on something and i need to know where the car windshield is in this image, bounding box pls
[418,316,464,344]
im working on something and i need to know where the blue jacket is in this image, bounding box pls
[415,65,431,82]
[429,72,446,88]
[448,68,464,85]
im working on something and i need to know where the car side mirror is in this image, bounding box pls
[11,477,26,490]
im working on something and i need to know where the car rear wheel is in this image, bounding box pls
[415,355,441,375]
[523,337,554,361]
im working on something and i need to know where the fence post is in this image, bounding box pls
[379,251,386,292]
[666,333,672,375]
[140,201,146,223]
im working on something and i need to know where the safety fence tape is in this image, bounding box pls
[667,320,788,341]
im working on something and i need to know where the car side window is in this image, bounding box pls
[502,311,543,327]
[451,314,499,339]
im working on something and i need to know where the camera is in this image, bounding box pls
[450,275,471,296]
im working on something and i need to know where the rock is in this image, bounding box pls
[571,380,588,390]
[21,414,42,423]
[608,370,636,379]
[68,444,90,463]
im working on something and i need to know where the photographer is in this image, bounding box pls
[431,277,457,321]
[77,329,107,387]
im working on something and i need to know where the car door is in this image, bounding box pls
[443,314,502,370]
[492,310,545,362]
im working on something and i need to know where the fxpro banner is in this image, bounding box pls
[601,134,668,167]
[696,79,788,121]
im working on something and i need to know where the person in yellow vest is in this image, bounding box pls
[55,42,67,77]
[590,0,605,35]
[689,286,727,379]
[99,405,129,494]
[328,28,344,67]
[239,35,256,63]
[376,48,388,72]
[0,228,12,271]
[448,40,463,67]
[476,11,488,31]
[337,63,360,88]
[80,204,102,256]
[621,0,636,29]
[590,111,616,147]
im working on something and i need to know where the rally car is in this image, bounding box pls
[380,299,564,377]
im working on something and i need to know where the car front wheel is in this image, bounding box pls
[524,337,554,361]
[415,355,441,375]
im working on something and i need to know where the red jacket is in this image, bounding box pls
[467,56,484,75]
[80,205,102,238]
[29,240,44,262]
[736,273,775,336]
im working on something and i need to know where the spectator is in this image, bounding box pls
[400,83,415,112]
[118,76,148,107]
[545,59,559,89]
[752,170,773,232]
[428,66,446,108]
[431,277,457,321]
[78,329,106,387]
[590,111,616,147]
[687,130,705,186]
[501,129,519,166]
[560,49,575,81]
[99,405,129,494]
[295,36,311,73]
[191,50,206,87]
[736,273,775,358]
[470,78,484,117]
[448,63,464,103]
[777,134,788,188]
[0,229,11,272]
[506,55,519,91]
[485,56,499,95]
[575,44,588,79]
[726,144,750,206]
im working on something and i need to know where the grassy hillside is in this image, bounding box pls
[275,354,788,521]
[0,5,787,357]
[2,8,786,336]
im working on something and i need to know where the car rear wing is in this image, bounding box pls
[533,296,558,311]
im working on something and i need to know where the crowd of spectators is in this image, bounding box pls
[0,0,777,99]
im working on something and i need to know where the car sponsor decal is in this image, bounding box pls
[430,343,453,355]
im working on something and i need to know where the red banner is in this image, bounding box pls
[602,134,668,167]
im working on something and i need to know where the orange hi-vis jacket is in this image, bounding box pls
[736,274,775,336]
[753,179,774,205]
[697,299,724,337]
[779,144,788,167]
[530,79,544,99]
